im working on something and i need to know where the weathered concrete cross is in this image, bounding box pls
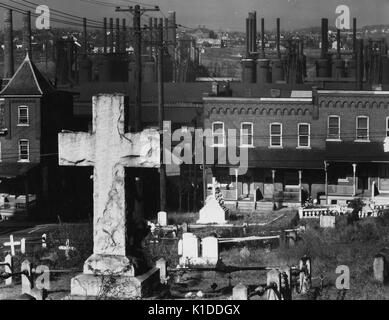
[58,94,159,276]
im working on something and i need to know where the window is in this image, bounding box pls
[240,122,253,147]
[386,117,389,137]
[19,140,29,162]
[270,123,282,147]
[356,116,369,141]
[18,106,29,126]
[298,123,310,148]
[328,116,340,140]
[212,122,225,146]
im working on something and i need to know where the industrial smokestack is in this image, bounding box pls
[356,39,364,89]
[122,19,126,53]
[22,11,32,59]
[110,18,114,53]
[353,18,357,57]
[321,18,329,58]
[246,18,250,56]
[83,18,88,55]
[103,18,107,54]
[116,18,120,53]
[261,18,265,58]
[168,11,177,47]
[276,18,280,58]
[164,18,169,43]
[3,9,14,78]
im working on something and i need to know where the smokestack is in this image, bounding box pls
[251,12,257,53]
[83,18,87,55]
[109,18,114,53]
[168,11,177,47]
[164,18,169,43]
[122,19,126,53]
[261,18,265,58]
[4,9,14,78]
[246,18,250,56]
[103,18,107,54]
[356,39,364,89]
[22,11,32,59]
[116,18,120,53]
[321,18,329,58]
[353,18,357,57]
[276,18,281,58]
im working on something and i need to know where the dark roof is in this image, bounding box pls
[325,141,389,162]
[71,82,212,103]
[0,54,55,97]
[0,163,39,178]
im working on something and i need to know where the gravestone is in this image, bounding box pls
[232,283,248,300]
[158,211,168,226]
[156,258,167,284]
[197,195,227,224]
[320,215,336,228]
[58,94,160,299]
[267,269,281,300]
[179,233,200,265]
[201,236,219,264]
[373,254,386,283]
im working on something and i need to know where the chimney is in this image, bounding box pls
[353,18,357,57]
[321,18,328,58]
[83,18,88,55]
[22,11,32,59]
[109,18,114,53]
[246,18,250,56]
[336,28,341,59]
[3,9,14,79]
[276,18,280,58]
[356,39,364,90]
[168,11,177,48]
[148,17,153,58]
[164,18,169,43]
[261,18,265,58]
[122,19,126,53]
[103,18,107,54]
[116,18,120,53]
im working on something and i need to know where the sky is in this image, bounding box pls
[1,0,389,31]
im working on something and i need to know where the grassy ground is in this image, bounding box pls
[1,210,389,299]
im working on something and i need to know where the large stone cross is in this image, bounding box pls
[58,94,159,277]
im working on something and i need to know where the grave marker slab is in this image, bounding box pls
[320,215,336,228]
[374,254,386,283]
[201,236,219,264]
[232,283,248,300]
[197,195,227,224]
[59,94,160,298]
[158,211,168,226]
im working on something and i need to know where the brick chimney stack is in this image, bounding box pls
[22,11,32,59]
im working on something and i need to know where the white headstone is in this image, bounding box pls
[182,233,200,259]
[201,236,219,264]
[320,215,336,228]
[156,258,167,284]
[158,211,168,226]
[197,195,227,224]
[232,283,248,300]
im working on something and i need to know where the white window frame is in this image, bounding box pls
[211,121,225,147]
[269,123,282,148]
[386,117,389,137]
[327,115,341,141]
[355,116,370,142]
[297,123,311,148]
[17,106,29,126]
[240,122,254,147]
[18,139,30,162]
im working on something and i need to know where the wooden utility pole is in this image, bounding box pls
[115,5,160,132]
[158,23,167,211]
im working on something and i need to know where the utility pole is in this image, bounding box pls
[115,5,160,132]
[158,23,166,211]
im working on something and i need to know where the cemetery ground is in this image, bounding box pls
[1,209,389,299]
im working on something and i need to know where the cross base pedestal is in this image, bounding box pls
[70,267,160,299]
[83,254,138,277]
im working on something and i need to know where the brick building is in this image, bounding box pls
[204,86,389,209]
[0,54,89,221]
